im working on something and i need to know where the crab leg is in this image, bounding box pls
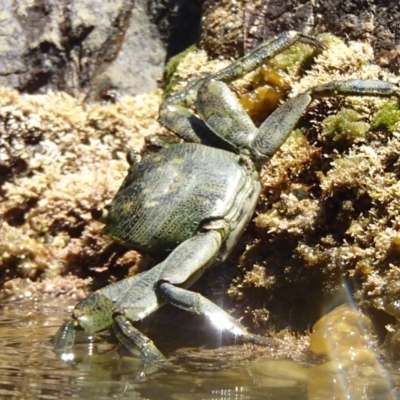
[158,31,326,144]
[114,229,272,360]
[52,320,78,350]
[112,315,177,369]
[164,31,325,108]
[307,79,400,98]
[251,79,400,165]
[157,282,273,346]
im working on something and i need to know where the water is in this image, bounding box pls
[0,299,398,400]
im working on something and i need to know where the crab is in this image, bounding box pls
[53,31,400,367]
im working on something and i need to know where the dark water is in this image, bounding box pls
[0,299,398,400]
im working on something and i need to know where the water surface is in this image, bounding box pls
[0,299,398,400]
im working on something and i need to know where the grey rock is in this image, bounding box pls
[0,0,166,98]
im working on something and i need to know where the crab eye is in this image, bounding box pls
[126,150,140,166]
[91,206,109,223]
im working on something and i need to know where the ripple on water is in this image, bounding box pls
[0,299,398,400]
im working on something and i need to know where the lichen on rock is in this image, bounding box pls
[0,87,161,298]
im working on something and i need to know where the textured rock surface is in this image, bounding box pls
[0,0,166,98]
[201,0,400,72]
[0,86,161,297]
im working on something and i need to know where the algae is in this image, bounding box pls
[2,32,400,361]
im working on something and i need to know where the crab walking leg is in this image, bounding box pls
[151,230,272,346]
[52,320,78,349]
[251,79,400,165]
[112,315,177,369]
[114,230,223,314]
[119,228,271,352]
[208,32,325,84]
[158,283,273,346]
[158,31,325,144]
[164,31,325,107]
[104,230,228,361]
[307,79,400,99]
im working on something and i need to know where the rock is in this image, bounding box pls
[200,0,400,72]
[0,0,166,98]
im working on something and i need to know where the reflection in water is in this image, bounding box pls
[0,299,398,399]
[308,304,395,400]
